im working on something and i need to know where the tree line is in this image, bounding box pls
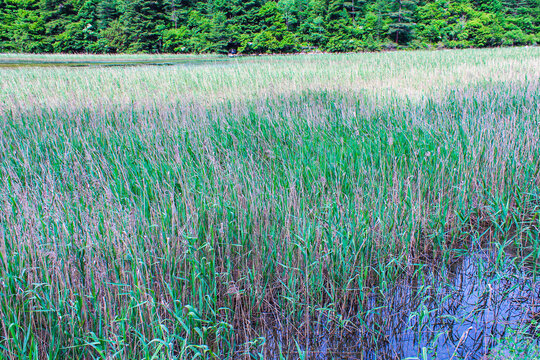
[0,0,538,54]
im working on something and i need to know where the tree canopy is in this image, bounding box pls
[0,0,538,53]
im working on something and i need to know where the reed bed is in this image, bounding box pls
[0,47,539,359]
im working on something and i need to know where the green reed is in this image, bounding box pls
[0,48,539,359]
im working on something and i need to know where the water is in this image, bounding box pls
[0,57,232,68]
[262,250,540,359]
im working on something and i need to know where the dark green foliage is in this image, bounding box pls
[239,1,298,53]
[121,0,169,52]
[97,0,119,30]
[387,0,417,44]
[0,0,538,53]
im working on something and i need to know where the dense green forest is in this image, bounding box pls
[0,0,538,54]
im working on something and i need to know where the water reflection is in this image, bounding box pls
[263,250,540,359]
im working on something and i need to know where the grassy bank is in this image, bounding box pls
[0,47,539,359]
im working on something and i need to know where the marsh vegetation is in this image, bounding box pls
[0,47,539,359]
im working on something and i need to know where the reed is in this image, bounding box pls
[0,47,539,359]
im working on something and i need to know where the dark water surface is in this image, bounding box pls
[262,250,540,359]
[0,57,232,68]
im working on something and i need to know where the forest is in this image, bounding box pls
[0,0,538,54]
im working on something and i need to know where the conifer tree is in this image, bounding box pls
[97,0,119,30]
[121,0,168,52]
[0,0,538,53]
[387,0,417,44]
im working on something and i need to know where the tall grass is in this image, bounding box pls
[0,47,539,359]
